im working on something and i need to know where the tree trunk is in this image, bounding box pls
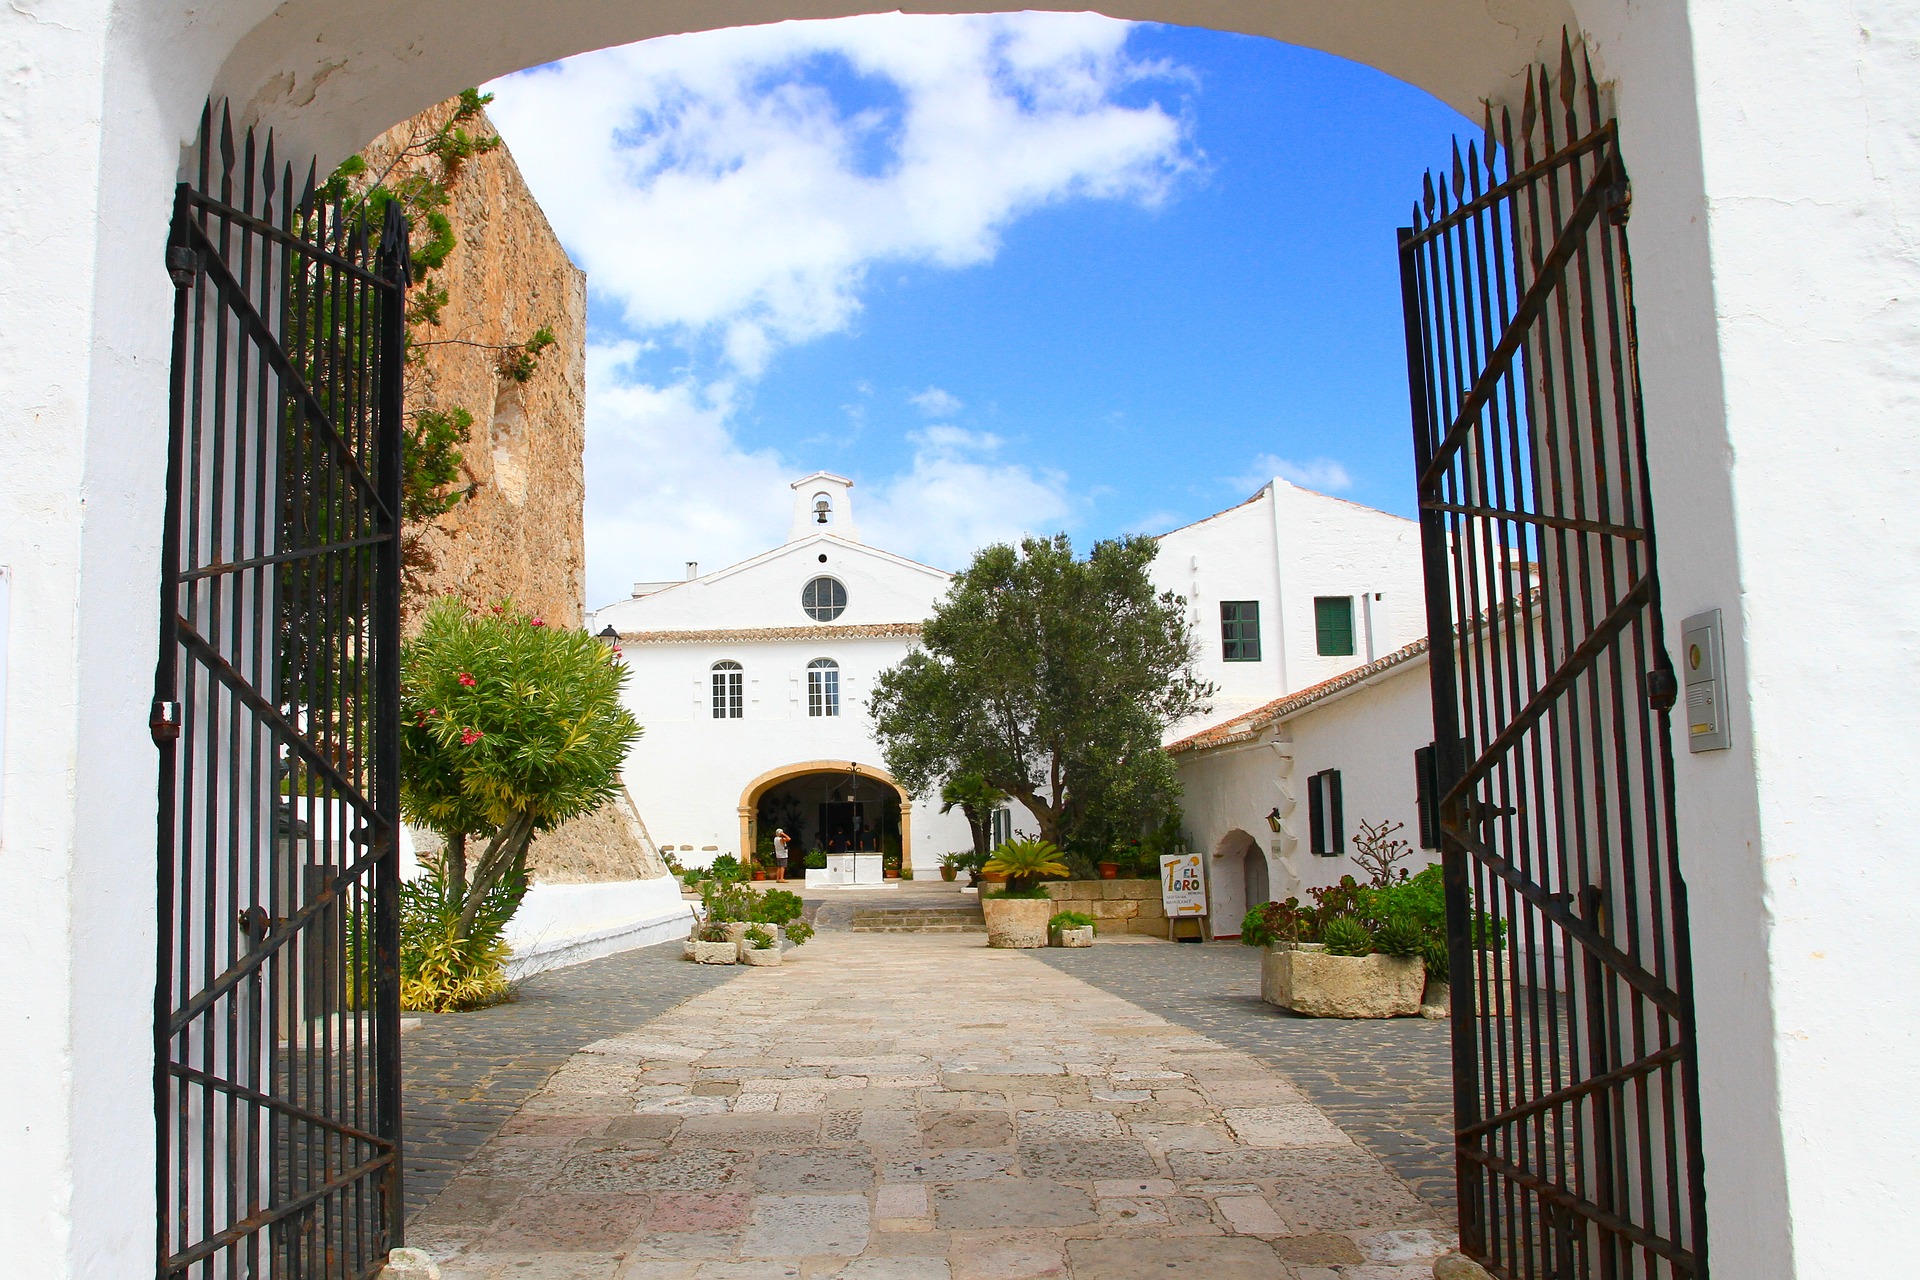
[447,830,468,903]
[967,809,990,858]
[455,810,537,941]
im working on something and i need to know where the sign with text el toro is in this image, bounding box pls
[1159,852,1207,918]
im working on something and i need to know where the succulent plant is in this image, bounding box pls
[1422,935,1451,981]
[1373,914,1424,958]
[1320,916,1374,957]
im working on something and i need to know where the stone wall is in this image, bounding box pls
[359,98,587,632]
[1043,879,1172,937]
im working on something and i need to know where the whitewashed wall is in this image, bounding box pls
[594,533,950,634]
[1176,656,1435,932]
[611,633,971,870]
[4,0,1917,1273]
[1152,478,1426,738]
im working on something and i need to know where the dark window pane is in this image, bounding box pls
[802,576,848,622]
[1315,596,1355,656]
[1220,600,1262,662]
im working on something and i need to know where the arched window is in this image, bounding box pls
[802,575,847,622]
[710,660,743,719]
[807,658,840,718]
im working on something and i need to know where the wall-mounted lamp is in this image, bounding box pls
[1265,807,1283,833]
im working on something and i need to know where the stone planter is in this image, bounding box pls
[1421,978,1450,1019]
[1051,925,1094,948]
[692,940,738,965]
[1261,946,1426,1018]
[981,896,1053,948]
[722,922,751,946]
[739,943,781,966]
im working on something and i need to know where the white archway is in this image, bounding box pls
[14,0,1913,1274]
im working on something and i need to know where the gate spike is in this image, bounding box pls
[1519,78,1537,155]
[218,102,236,182]
[1422,171,1435,216]
[1465,141,1481,197]
[1582,45,1603,122]
[1483,107,1500,175]
[1559,32,1578,112]
[1450,140,1466,199]
[262,131,277,217]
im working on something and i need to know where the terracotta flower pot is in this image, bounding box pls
[1097,862,1120,879]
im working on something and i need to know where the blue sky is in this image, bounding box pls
[485,17,1472,604]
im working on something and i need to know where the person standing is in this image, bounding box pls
[772,828,791,882]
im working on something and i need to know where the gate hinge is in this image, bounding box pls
[1646,650,1679,713]
[150,699,181,744]
[1605,178,1632,225]
[166,246,200,288]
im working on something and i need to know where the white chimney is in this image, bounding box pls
[685,561,699,580]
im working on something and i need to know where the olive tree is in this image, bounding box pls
[870,534,1210,859]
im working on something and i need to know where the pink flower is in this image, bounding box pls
[490,604,505,614]
[461,728,483,746]
[457,672,476,687]
[529,617,546,627]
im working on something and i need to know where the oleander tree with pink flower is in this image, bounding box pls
[397,595,641,1009]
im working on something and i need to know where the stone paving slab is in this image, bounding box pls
[409,933,1452,1278]
[1032,941,1456,1211]
[402,935,741,1218]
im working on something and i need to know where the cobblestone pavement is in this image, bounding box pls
[410,932,1454,1278]
[1032,942,1456,1213]
[403,940,739,1219]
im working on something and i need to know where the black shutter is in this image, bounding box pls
[1328,769,1344,856]
[1308,773,1326,854]
[1415,744,1439,850]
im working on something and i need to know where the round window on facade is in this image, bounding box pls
[802,576,848,622]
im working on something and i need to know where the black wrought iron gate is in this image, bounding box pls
[1398,44,1709,1279]
[155,106,408,1279]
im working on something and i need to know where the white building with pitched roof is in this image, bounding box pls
[590,472,972,874]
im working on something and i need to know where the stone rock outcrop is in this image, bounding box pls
[358,98,587,633]
[525,783,671,884]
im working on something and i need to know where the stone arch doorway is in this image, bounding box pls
[1211,828,1266,935]
[737,760,913,873]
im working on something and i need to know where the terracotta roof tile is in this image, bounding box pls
[1165,638,1431,755]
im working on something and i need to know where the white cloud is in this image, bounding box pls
[909,386,965,417]
[1229,452,1355,495]
[488,13,1194,376]
[860,427,1076,570]
[581,344,791,604]
[482,15,1197,600]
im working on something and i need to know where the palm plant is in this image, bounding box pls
[982,838,1070,896]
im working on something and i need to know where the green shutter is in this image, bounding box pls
[1315,596,1355,656]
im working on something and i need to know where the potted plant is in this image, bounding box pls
[740,925,780,965]
[1096,855,1121,880]
[979,839,1070,948]
[938,852,964,882]
[1049,910,1096,947]
[692,921,738,965]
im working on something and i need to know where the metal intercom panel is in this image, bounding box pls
[1680,609,1732,752]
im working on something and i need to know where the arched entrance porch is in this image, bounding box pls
[737,760,913,875]
[1209,828,1269,938]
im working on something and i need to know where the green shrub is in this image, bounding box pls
[753,888,805,926]
[1240,898,1315,947]
[984,884,1052,900]
[1422,936,1451,981]
[1049,910,1096,933]
[709,853,742,883]
[983,838,1070,895]
[744,925,774,950]
[1320,916,1374,957]
[1373,915,1425,958]
[805,849,827,870]
[784,920,815,947]
[398,859,527,1012]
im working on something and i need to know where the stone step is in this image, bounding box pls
[848,923,987,933]
[849,914,985,927]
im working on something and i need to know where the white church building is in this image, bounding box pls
[592,470,1434,883]
[590,473,973,874]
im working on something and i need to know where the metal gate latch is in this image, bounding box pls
[150,699,181,743]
